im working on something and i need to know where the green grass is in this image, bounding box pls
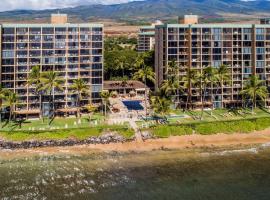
[146,116,270,137]
[0,124,134,142]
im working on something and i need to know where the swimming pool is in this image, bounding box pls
[122,100,144,111]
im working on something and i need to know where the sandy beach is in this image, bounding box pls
[1,129,270,159]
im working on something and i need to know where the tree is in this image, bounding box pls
[182,68,197,110]
[4,91,18,123]
[84,104,98,125]
[215,65,231,108]
[71,79,89,121]
[196,67,215,120]
[28,66,43,120]
[0,86,8,127]
[40,71,64,123]
[100,90,111,118]
[162,60,183,108]
[133,64,155,118]
[151,95,171,119]
[240,75,268,113]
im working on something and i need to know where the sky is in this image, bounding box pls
[0,0,136,11]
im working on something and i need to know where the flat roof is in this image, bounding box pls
[0,23,103,28]
[104,80,147,90]
[156,23,270,28]
[138,31,155,36]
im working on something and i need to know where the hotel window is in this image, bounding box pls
[3,28,15,34]
[42,28,54,34]
[2,51,14,58]
[243,47,251,54]
[256,61,265,68]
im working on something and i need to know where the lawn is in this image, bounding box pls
[0,114,135,141]
[0,124,134,142]
[146,116,270,138]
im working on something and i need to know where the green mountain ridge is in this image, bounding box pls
[0,0,269,21]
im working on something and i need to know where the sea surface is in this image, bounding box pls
[1,145,270,200]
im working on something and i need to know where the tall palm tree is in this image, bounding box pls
[160,77,180,97]
[4,91,18,123]
[115,55,127,77]
[100,90,111,118]
[215,65,231,108]
[28,66,43,120]
[166,60,183,108]
[0,86,8,127]
[196,67,213,120]
[133,65,155,118]
[240,75,268,113]
[71,79,89,121]
[182,68,197,110]
[151,95,171,119]
[40,71,64,123]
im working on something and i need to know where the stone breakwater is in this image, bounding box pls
[0,133,131,150]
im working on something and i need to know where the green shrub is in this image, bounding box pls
[255,118,270,131]
[150,117,270,137]
[152,125,192,138]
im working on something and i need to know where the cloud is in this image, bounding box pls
[0,0,135,11]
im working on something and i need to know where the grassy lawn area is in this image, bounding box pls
[0,124,134,142]
[144,115,270,138]
[1,114,105,131]
[0,114,134,141]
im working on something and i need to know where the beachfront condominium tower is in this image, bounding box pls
[138,20,163,53]
[155,15,270,109]
[0,14,103,118]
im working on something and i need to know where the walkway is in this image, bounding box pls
[129,120,143,142]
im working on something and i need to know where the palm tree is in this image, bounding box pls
[4,91,18,123]
[84,104,98,125]
[28,66,43,120]
[151,95,171,120]
[115,55,127,77]
[71,79,89,122]
[40,71,64,123]
[0,86,8,127]
[196,67,214,120]
[165,60,183,108]
[215,65,231,108]
[100,90,111,118]
[182,68,197,110]
[240,75,268,113]
[133,65,155,118]
[160,77,180,97]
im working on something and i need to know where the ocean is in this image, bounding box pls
[1,145,270,200]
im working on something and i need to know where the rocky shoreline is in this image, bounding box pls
[0,133,133,150]
[0,131,154,150]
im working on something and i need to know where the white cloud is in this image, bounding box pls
[0,0,135,11]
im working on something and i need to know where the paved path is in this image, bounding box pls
[129,120,143,142]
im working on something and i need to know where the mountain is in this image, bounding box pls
[0,0,270,21]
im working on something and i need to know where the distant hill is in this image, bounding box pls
[0,0,270,22]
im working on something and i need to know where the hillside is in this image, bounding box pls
[0,0,269,22]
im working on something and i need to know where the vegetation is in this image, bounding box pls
[104,36,154,84]
[240,75,268,112]
[71,78,89,120]
[0,124,134,141]
[148,117,270,137]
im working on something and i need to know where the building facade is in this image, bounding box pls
[138,26,155,52]
[0,14,103,117]
[155,21,270,109]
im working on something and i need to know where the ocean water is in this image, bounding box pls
[1,146,270,200]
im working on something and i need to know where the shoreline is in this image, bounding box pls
[1,129,270,159]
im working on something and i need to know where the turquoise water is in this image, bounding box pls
[1,146,270,199]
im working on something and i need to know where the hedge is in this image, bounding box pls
[149,117,270,137]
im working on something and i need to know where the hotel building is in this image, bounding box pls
[155,16,270,108]
[0,14,103,117]
[138,26,155,52]
[138,21,163,52]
